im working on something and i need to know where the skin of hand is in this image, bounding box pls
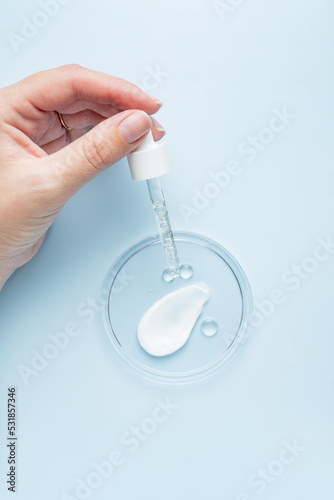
[0,64,165,290]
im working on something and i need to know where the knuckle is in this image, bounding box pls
[81,132,111,172]
[63,63,82,74]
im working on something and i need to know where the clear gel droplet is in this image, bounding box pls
[180,264,194,280]
[162,268,179,282]
[201,319,218,337]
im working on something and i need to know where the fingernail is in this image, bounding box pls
[118,111,152,144]
[156,126,166,136]
[148,94,163,107]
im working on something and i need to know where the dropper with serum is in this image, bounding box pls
[127,130,180,281]
[127,129,213,358]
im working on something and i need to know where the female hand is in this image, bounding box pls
[0,64,165,290]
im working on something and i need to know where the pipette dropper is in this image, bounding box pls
[127,131,180,280]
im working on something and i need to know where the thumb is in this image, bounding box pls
[47,109,152,196]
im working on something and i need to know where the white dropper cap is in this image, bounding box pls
[127,131,171,181]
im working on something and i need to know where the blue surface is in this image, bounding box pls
[1,0,334,498]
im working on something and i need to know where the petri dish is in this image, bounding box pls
[102,232,252,384]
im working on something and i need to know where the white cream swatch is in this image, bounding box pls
[138,283,210,356]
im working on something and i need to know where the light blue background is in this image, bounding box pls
[1,0,334,498]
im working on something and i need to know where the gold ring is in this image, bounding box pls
[57,112,72,131]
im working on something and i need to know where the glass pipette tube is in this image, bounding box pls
[146,177,180,279]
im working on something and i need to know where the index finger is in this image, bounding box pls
[15,64,162,115]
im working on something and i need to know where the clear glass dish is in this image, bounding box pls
[102,232,252,384]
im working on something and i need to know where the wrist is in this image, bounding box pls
[0,259,15,291]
